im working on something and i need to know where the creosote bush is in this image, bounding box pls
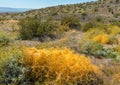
[23,47,103,85]
[61,15,80,29]
[37,20,56,38]
[19,17,57,40]
[19,17,39,40]
[82,22,95,32]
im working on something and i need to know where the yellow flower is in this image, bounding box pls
[93,34,109,44]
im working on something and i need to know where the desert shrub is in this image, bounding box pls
[111,20,120,27]
[114,45,120,60]
[109,35,118,44]
[0,35,11,46]
[103,47,117,58]
[82,22,95,32]
[84,24,120,45]
[101,61,120,85]
[0,17,6,22]
[61,15,80,29]
[92,34,110,44]
[81,41,103,57]
[19,17,39,40]
[113,13,120,18]
[19,17,57,40]
[96,16,103,22]
[94,8,98,12]
[115,45,120,54]
[37,20,56,39]
[0,54,25,85]
[84,27,106,40]
[23,47,103,85]
[0,46,22,62]
[81,41,116,58]
[107,25,120,35]
[81,12,87,17]
[58,25,70,32]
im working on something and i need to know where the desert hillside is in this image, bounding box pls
[0,0,120,23]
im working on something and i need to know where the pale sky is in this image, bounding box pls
[0,0,97,9]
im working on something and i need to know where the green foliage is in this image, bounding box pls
[109,35,118,44]
[81,41,116,58]
[37,20,56,37]
[0,17,6,22]
[19,17,39,40]
[111,20,120,27]
[0,35,11,46]
[94,8,98,12]
[113,13,120,18]
[81,12,87,17]
[58,25,70,32]
[82,22,95,32]
[0,54,26,85]
[19,17,57,40]
[96,16,103,22]
[61,15,80,29]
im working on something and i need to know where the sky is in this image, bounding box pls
[0,0,97,9]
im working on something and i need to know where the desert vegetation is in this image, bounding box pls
[0,0,120,85]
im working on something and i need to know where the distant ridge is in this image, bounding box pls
[0,7,32,13]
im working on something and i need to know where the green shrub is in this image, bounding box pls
[113,13,120,18]
[19,17,39,40]
[109,35,118,44]
[58,25,70,32]
[0,17,6,22]
[82,22,95,32]
[94,8,98,12]
[111,21,120,27]
[81,41,116,58]
[61,15,80,29]
[0,54,27,85]
[96,16,103,22]
[81,12,87,17]
[0,35,11,46]
[19,17,57,40]
[37,20,56,38]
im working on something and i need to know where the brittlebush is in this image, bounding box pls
[93,34,109,44]
[23,47,103,85]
